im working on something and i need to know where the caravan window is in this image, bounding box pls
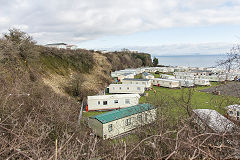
[137,115,142,122]
[108,124,113,132]
[114,100,118,104]
[98,101,100,105]
[125,99,130,104]
[127,87,129,90]
[125,118,131,126]
[119,87,122,90]
[145,113,148,122]
[137,87,140,90]
[103,101,108,105]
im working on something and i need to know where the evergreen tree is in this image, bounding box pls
[153,57,159,67]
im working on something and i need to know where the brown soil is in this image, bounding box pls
[200,82,240,97]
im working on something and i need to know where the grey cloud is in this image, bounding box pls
[0,0,240,44]
[109,43,235,56]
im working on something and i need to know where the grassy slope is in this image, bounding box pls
[140,82,239,115]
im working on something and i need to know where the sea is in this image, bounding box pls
[156,54,227,68]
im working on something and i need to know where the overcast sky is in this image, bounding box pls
[1,0,240,56]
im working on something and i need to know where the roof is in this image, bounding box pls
[193,109,236,133]
[46,43,67,45]
[122,73,134,76]
[90,103,156,124]
[153,78,179,82]
[88,94,140,100]
[123,78,151,81]
[161,74,174,77]
[226,104,240,110]
[174,79,194,82]
[142,72,153,76]
[109,84,145,87]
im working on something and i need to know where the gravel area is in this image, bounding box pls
[200,82,240,98]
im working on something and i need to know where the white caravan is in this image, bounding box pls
[152,78,180,88]
[109,84,145,94]
[122,78,152,88]
[87,94,140,111]
[194,78,210,86]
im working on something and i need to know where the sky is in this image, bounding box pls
[1,0,240,56]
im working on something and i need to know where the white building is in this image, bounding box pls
[152,78,180,88]
[226,104,240,121]
[45,43,77,50]
[194,78,211,86]
[122,78,152,88]
[45,43,67,49]
[142,72,154,79]
[161,74,175,79]
[192,109,237,133]
[174,72,195,78]
[66,45,77,50]
[109,84,145,94]
[174,79,194,87]
[111,70,136,78]
[87,94,140,111]
[88,103,157,139]
[117,73,135,82]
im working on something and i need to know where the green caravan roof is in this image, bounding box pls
[89,103,156,124]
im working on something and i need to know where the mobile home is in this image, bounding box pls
[174,79,194,87]
[192,109,237,133]
[109,84,145,94]
[160,74,175,79]
[122,78,152,88]
[152,78,180,88]
[88,103,156,139]
[117,73,135,82]
[226,104,240,121]
[87,94,140,111]
[194,78,210,86]
[142,72,154,79]
[111,70,136,78]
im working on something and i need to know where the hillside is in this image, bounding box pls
[1,30,239,159]
[0,30,152,159]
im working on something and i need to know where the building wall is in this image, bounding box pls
[88,118,103,137]
[152,79,180,88]
[122,80,152,88]
[142,74,154,79]
[87,95,140,111]
[194,79,210,86]
[46,44,67,49]
[109,84,145,94]
[227,108,240,120]
[102,109,157,139]
[118,74,135,82]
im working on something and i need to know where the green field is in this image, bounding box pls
[83,82,240,118]
[140,82,239,116]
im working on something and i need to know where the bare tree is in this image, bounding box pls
[217,44,240,72]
